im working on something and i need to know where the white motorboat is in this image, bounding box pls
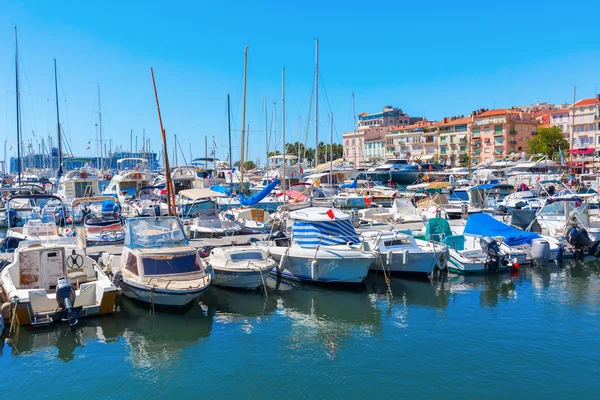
[221,208,273,234]
[0,195,117,327]
[178,189,241,237]
[112,216,212,307]
[425,218,511,274]
[254,207,376,284]
[205,246,275,290]
[72,196,126,245]
[361,230,446,277]
[103,158,152,205]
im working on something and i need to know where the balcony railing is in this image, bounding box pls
[509,140,517,145]
[509,130,517,135]
[531,131,538,135]
[472,142,480,148]
[494,131,504,136]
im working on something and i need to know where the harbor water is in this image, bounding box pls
[1,263,600,398]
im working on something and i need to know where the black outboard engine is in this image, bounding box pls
[153,204,161,217]
[56,277,81,328]
[566,226,600,260]
[479,235,507,273]
[265,231,290,247]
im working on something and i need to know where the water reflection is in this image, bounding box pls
[365,274,451,309]
[5,263,599,365]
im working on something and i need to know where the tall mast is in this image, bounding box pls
[330,112,334,184]
[571,86,576,171]
[150,68,175,216]
[54,58,63,179]
[298,116,301,159]
[273,102,277,156]
[14,27,22,182]
[227,94,232,170]
[264,96,268,169]
[98,84,103,170]
[352,91,356,166]
[315,38,319,167]
[240,45,248,193]
[282,67,286,196]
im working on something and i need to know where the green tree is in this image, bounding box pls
[459,153,470,167]
[528,126,569,158]
[233,160,256,170]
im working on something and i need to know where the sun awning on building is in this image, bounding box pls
[419,154,434,160]
[569,148,594,155]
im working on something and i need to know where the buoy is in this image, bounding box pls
[401,249,408,265]
[311,259,320,281]
[278,252,288,274]
[436,252,448,271]
[1,302,11,320]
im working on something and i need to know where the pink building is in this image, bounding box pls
[471,109,539,164]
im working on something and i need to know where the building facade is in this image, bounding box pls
[385,120,437,160]
[470,109,539,164]
[571,96,600,151]
[436,116,472,167]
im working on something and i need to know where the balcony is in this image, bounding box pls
[472,142,480,148]
[531,131,538,135]
[509,140,517,145]
[509,130,517,135]
[494,131,504,137]
[494,150,503,156]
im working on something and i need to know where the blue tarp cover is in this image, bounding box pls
[469,183,513,191]
[340,177,358,189]
[239,177,279,206]
[463,213,540,246]
[210,185,232,196]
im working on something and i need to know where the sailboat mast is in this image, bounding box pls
[315,38,319,167]
[282,67,286,195]
[227,94,232,170]
[240,45,248,193]
[352,91,356,167]
[264,96,268,169]
[54,58,63,178]
[150,68,175,216]
[98,84,103,170]
[330,112,333,183]
[14,27,22,182]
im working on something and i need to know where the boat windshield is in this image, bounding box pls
[538,200,581,217]
[449,191,469,202]
[229,251,265,261]
[125,217,189,249]
[142,252,201,276]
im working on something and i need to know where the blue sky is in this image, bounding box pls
[1,0,599,167]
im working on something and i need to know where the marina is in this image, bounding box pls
[2,2,600,397]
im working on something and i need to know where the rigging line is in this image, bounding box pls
[287,82,307,140]
[19,51,39,139]
[318,70,335,116]
[56,68,73,142]
[4,43,16,146]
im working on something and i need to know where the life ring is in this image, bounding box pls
[131,172,142,179]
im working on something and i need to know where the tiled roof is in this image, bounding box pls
[574,98,599,107]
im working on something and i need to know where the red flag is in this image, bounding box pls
[429,164,433,171]
[326,209,335,219]
[364,197,372,207]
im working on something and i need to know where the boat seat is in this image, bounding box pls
[29,290,56,313]
[443,235,465,251]
[67,271,88,284]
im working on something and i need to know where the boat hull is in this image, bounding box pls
[267,247,374,284]
[373,251,441,277]
[212,267,274,290]
[117,277,210,307]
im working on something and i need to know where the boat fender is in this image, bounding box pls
[278,252,288,273]
[1,302,10,320]
[402,249,408,265]
[436,251,448,271]
[386,250,393,266]
[265,249,271,258]
[311,259,320,281]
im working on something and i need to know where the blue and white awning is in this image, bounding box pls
[292,219,360,247]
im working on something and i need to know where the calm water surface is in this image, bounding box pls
[2,263,600,399]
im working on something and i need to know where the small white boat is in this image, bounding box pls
[254,207,376,284]
[221,208,273,234]
[205,246,275,290]
[179,189,241,237]
[0,195,118,327]
[425,218,511,274]
[362,230,446,277]
[72,196,125,245]
[112,216,211,306]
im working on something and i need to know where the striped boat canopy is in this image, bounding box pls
[292,219,360,247]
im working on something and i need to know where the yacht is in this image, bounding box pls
[103,158,152,205]
[254,207,376,284]
[364,159,443,186]
[112,216,212,306]
[178,189,241,237]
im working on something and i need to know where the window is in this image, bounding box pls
[142,253,202,276]
[473,128,480,134]
[518,147,522,151]
[484,126,490,133]
[519,126,523,131]
[484,148,490,153]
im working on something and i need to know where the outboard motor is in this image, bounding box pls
[56,277,81,328]
[153,204,161,217]
[479,235,507,273]
[6,207,20,228]
[265,231,290,247]
[566,226,600,260]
